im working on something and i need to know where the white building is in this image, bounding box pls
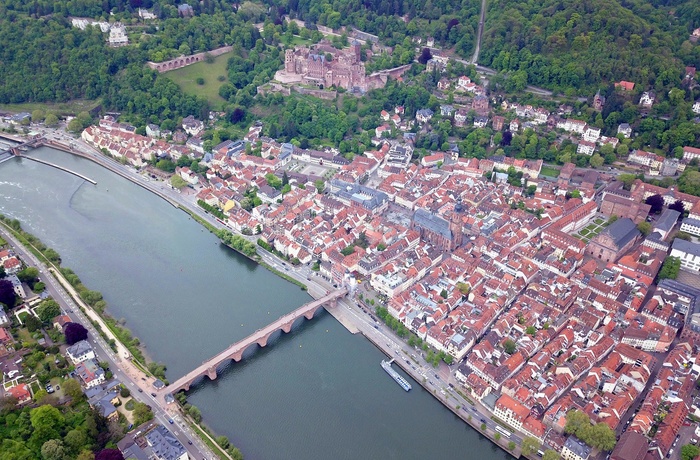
[108,23,129,47]
[639,92,656,108]
[618,123,632,138]
[66,340,96,364]
[577,140,596,156]
[680,218,700,237]
[670,239,700,273]
[583,127,601,143]
[557,119,587,134]
[693,101,700,115]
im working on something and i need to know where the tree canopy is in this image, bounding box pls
[64,322,88,345]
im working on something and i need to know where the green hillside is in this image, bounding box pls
[480,0,700,93]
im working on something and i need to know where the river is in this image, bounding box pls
[0,147,512,460]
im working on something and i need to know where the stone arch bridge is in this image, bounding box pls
[147,45,233,73]
[163,287,348,394]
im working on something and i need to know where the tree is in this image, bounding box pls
[526,326,537,336]
[503,339,516,354]
[565,410,591,436]
[132,402,153,426]
[36,299,61,323]
[522,436,541,456]
[589,153,604,168]
[25,315,42,332]
[187,405,202,423]
[62,379,83,401]
[32,110,46,123]
[30,405,65,450]
[63,429,88,456]
[41,439,66,460]
[681,444,700,460]
[658,256,681,280]
[508,441,516,451]
[645,194,664,214]
[64,322,88,345]
[67,118,85,133]
[587,423,617,451]
[17,266,39,283]
[95,449,125,460]
[669,200,685,215]
[45,114,59,126]
[618,174,637,190]
[216,436,231,449]
[314,179,325,194]
[77,451,94,460]
[418,48,432,65]
[0,279,17,309]
[542,450,560,460]
[637,221,652,236]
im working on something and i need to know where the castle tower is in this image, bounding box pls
[285,49,295,73]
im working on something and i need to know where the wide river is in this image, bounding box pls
[0,147,511,460]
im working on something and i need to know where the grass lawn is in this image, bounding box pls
[540,166,560,177]
[164,52,232,110]
[0,99,100,116]
[580,229,590,236]
[285,35,313,46]
[17,328,37,345]
[594,219,604,225]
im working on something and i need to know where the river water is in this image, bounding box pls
[0,147,511,460]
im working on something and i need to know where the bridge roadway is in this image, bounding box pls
[164,287,348,394]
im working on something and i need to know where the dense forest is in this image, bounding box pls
[480,0,700,93]
[259,0,481,55]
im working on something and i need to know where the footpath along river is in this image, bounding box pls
[0,147,512,460]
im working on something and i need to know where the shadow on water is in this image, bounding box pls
[217,241,260,273]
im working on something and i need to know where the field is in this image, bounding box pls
[539,166,560,178]
[164,52,232,110]
[0,99,100,116]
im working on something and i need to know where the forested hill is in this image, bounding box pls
[480,0,700,94]
[260,0,482,56]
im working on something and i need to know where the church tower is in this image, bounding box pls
[450,197,464,250]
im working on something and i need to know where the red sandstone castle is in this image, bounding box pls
[282,40,388,93]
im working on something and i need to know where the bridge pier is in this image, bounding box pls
[206,366,217,381]
[281,321,293,333]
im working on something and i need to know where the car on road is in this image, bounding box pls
[187,441,192,445]
[168,419,174,424]
[138,389,143,392]
[150,393,157,397]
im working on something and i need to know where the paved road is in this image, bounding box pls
[471,0,487,64]
[0,227,216,460]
